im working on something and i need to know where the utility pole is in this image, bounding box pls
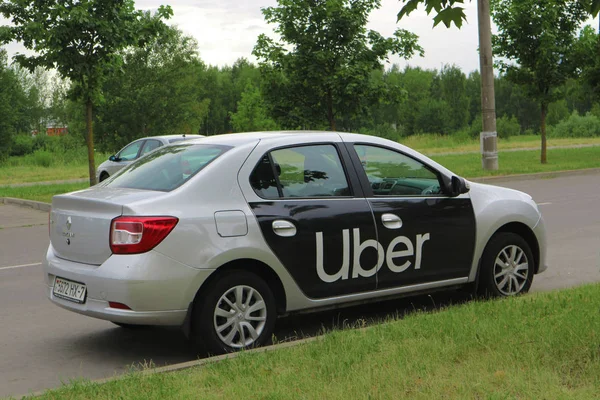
[478,0,499,170]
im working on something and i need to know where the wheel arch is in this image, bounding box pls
[193,258,287,315]
[493,222,540,274]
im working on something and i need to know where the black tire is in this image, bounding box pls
[478,232,535,298]
[99,172,109,182]
[191,270,276,355]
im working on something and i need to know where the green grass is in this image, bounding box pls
[1,147,598,204]
[1,135,599,186]
[403,134,600,154]
[0,151,110,186]
[0,183,90,203]
[432,146,600,178]
[29,284,600,399]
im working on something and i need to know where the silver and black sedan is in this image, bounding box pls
[45,131,547,354]
[96,134,204,182]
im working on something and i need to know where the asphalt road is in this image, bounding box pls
[1,171,599,398]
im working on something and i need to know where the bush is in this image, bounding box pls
[549,112,600,138]
[32,133,50,151]
[33,150,53,167]
[10,135,34,156]
[496,115,521,140]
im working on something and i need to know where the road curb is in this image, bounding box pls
[1,197,51,212]
[467,167,600,184]
[20,336,323,398]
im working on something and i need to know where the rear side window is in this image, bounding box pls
[250,144,350,199]
[105,144,230,191]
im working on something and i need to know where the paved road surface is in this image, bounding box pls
[1,172,599,398]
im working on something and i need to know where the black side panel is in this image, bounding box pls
[250,200,378,299]
[370,197,476,289]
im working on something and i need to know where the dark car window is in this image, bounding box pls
[354,145,443,197]
[105,144,230,192]
[250,155,280,199]
[250,144,350,199]
[140,139,162,156]
[117,141,144,161]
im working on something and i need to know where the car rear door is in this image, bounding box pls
[246,142,379,299]
[347,143,476,290]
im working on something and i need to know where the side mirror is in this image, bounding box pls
[109,155,117,162]
[450,176,470,197]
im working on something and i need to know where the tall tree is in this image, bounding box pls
[492,0,590,163]
[93,27,210,150]
[253,0,423,131]
[231,82,279,132]
[0,0,172,185]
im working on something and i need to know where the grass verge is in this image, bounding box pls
[29,284,600,399]
[0,183,89,204]
[432,146,600,178]
[403,134,600,154]
[0,151,109,186]
[1,147,598,204]
[2,136,600,186]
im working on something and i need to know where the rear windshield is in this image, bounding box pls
[103,144,230,191]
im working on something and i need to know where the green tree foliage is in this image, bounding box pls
[0,0,173,184]
[433,65,469,131]
[92,27,210,150]
[397,0,600,28]
[253,0,423,131]
[491,0,590,163]
[231,82,279,132]
[0,49,30,161]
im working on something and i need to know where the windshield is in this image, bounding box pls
[103,143,230,191]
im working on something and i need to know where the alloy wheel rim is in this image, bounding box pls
[494,245,529,295]
[213,285,267,348]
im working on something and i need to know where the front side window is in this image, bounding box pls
[117,141,144,161]
[354,145,443,196]
[105,144,230,191]
[250,144,350,199]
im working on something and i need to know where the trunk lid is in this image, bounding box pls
[50,187,164,265]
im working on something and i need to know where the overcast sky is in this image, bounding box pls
[2,0,598,74]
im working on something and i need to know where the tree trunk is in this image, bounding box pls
[326,89,336,131]
[85,98,97,186]
[540,103,548,164]
[477,0,498,171]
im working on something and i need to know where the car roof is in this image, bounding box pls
[141,134,204,141]
[183,131,346,146]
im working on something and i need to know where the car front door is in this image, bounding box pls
[247,143,379,299]
[349,143,476,290]
[107,140,145,175]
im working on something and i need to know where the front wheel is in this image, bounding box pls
[191,271,276,355]
[478,232,535,297]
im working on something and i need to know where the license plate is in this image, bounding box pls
[53,277,87,304]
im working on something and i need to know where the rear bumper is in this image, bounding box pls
[44,245,215,326]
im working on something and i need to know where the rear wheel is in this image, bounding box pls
[478,232,535,297]
[191,270,276,355]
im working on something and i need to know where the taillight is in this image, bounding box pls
[110,216,178,254]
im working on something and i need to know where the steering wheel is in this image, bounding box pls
[421,185,440,195]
